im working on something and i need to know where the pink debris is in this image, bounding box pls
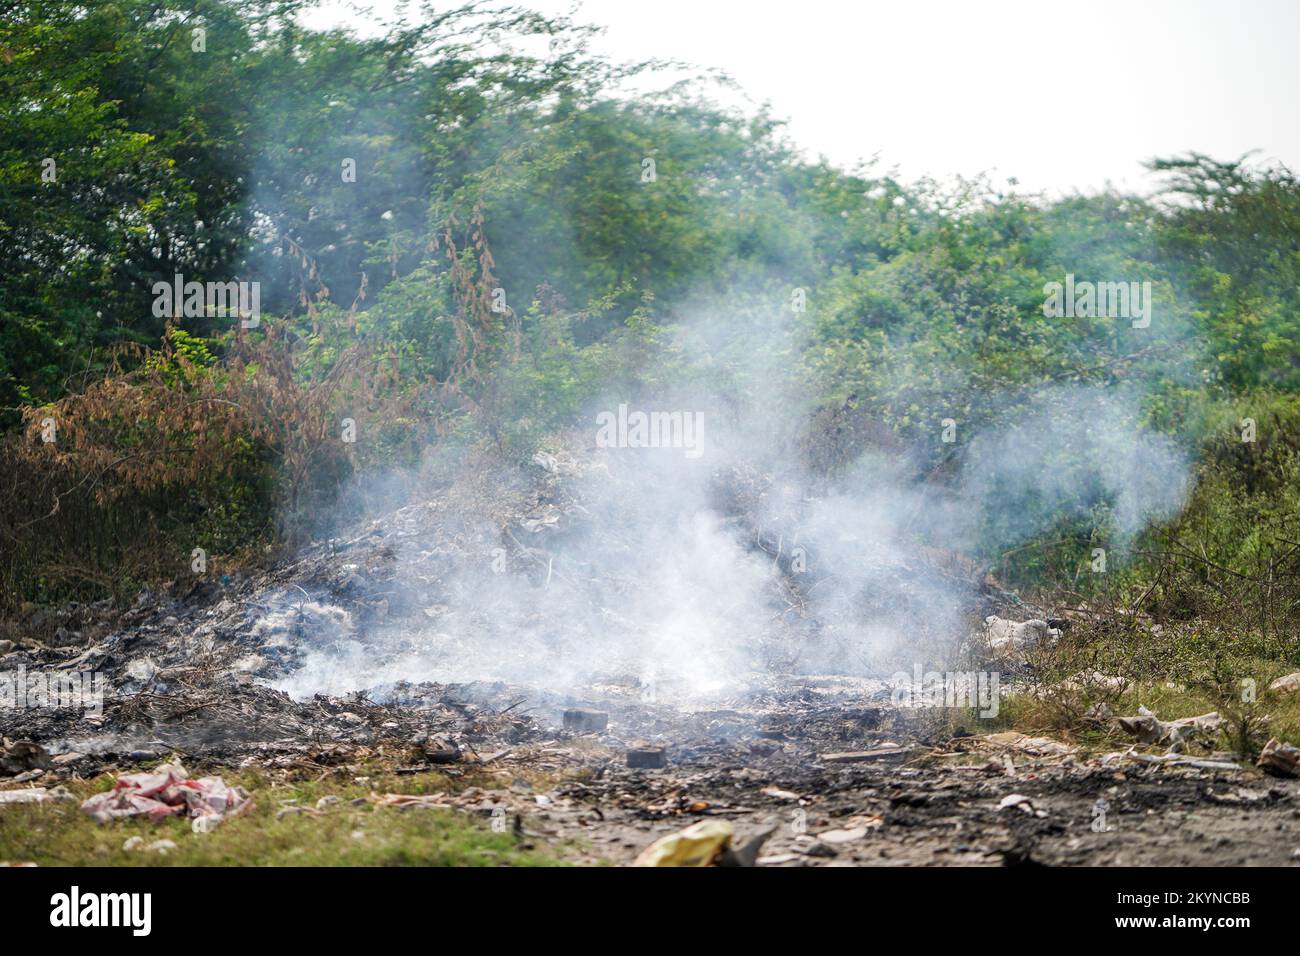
[81,761,250,825]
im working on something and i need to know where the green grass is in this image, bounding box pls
[0,766,577,867]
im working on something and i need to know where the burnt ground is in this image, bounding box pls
[3,647,1298,866]
[2,450,1299,866]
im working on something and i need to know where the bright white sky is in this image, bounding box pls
[304,0,1300,196]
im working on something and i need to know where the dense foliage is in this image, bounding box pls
[1,0,1297,629]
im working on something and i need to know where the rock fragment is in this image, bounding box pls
[1258,738,1300,777]
[563,709,608,733]
[1268,672,1300,695]
[626,747,666,769]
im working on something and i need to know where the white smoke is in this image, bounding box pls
[268,293,1193,704]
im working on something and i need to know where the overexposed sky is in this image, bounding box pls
[304,0,1300,195]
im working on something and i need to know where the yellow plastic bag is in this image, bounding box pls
[633,819,733,867]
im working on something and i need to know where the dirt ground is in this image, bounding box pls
[405,677,1300,867]
[4,656,1298,865]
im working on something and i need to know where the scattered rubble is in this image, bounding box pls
[372,793,452,810]
[820,745,910,763]
[1258,738,1300,777]
[998,793,1041,815]
[563,709,608,733]
[0,786,73,805]
[820,816,882,843]
[719,826,776,866]
[626,747,666,769]
[981,732,1075,756]
[1119,752,1243,771]
[0,739,51,776]
[983,616,1060,655]
[1117,706,1222,752]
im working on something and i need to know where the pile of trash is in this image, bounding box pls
[1116,705,1223,753]
[81,761,250,831]
[981,615,1061,656]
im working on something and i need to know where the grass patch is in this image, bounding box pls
[0,765,579,867]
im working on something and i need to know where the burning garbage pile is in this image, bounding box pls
[0,427,1100,770]
[2,441,1299,865]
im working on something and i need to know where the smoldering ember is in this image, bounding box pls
[2,0,1299,887]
